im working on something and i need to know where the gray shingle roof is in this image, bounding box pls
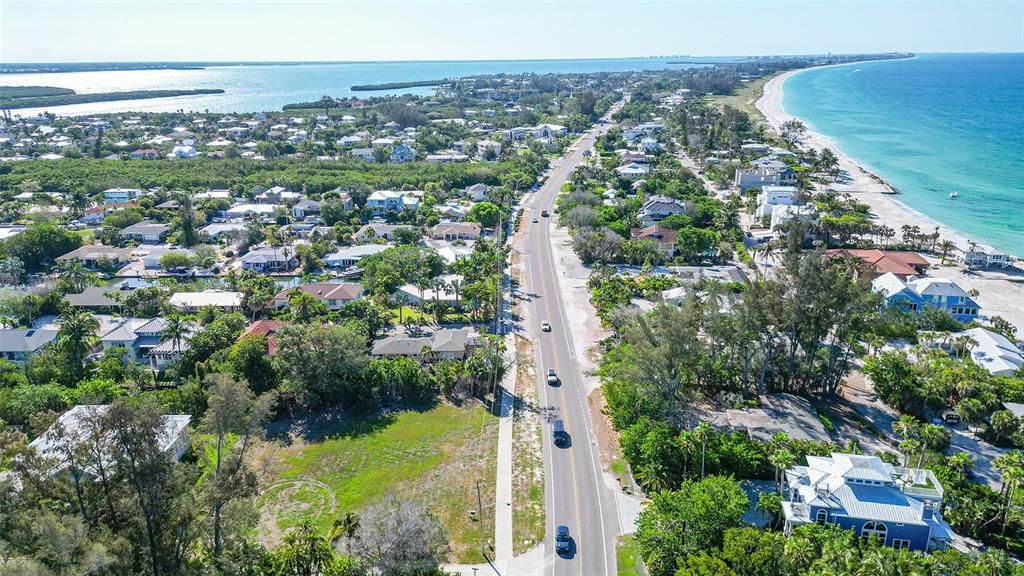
[0,329,58,352]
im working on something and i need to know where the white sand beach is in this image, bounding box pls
[756,69,1024,335]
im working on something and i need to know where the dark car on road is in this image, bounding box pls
[553,419,568,447]
[555,525,571,554]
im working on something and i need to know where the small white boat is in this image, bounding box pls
[949,191,959,199]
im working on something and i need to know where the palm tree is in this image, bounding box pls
[692,421,713,478]
[770,448,796,496]
[328,511,360,543]
[947,452,974,483]
[994,451,1024,536]
[55,258,93,293]
[899,438,921,467]
[756,492,783,530]
[893,415,918,442]
[160,315,190,355]
[0,256,24,285]
[57,309,100,372]
[917,424,947,468]
[937,239,956,265]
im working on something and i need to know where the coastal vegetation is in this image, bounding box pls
[0,88,226,109]
[350,79,446,91]
[0,85,75,99]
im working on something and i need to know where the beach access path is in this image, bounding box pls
[757,69,1024,335]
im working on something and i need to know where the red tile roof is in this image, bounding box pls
[240,320,283,355]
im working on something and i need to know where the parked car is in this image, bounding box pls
[541,210,549,217]
[546,368,558,385]
[541,320,551,332]
[555,525,571,554]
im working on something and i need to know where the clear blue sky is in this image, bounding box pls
[3,0,1022,62]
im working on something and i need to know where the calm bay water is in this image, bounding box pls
[783,53,1024,256]
[2,57,701,116]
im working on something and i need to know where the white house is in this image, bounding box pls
[224,204,279,220]
[169,290,242,312]
[366,190,420,215]
[28,405,192,476]
[103,188,143,204]
[941,328,1024,376]
[770,204,818,230]
[756,185,800,219]
[120,222,170,244]
[239,247,298,273]
[616,162,650,180]
[324,244,390,268]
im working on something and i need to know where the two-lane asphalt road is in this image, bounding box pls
[524,110,621,576]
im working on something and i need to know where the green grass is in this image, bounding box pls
[617,534,646,576]
[258,404,497,563]
[389,305,472,325]
[707,74,775,126]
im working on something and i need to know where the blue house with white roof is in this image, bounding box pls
[871,272,980,322]
[783,453,955,551]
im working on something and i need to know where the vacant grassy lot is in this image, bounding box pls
[511,333,545,554]
[708,74,774,126]
[256,403,498,563]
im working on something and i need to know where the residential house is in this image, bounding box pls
[638,137,661,153]
[224,204,279,220]
[630,225,677,259]
[200,222,246,241]
[740,142,770,155]
[351,148,375,162]
[325,188,354,210]
[961,246,1015,269]
[734,168,782,191]
[140,246,193,270]
[395,274,462,306]
[389,143,416,163]
[168,290,242,313]
[239,320,283,355]
[130,149,160,160]
[871,273,980,322]
[770,204,819,230]
[755,186,800,219]
[432,222,481,241]
[324,244,390,268]
[0,225,27,241]
[239,247,299,273]
[425,153,469,163]
[355,223,402,242]
[616,162,649,180]
[477,139,502,158]
[272,283,363,310]
[0,329,58,363]
[366,190,419,215]
[370,328,477,361]
[56,245,131,270]
[932,328,1024,377]
[256,186,301,204]
[99,317,171,362]
[637,195,688,227]
[825,249,930,280]
[28,405,191,476]
[292,199,322,219]
[462,183,491,202]
[64,282,140,309]
[783,453,954,552]
[103,187,143,204]
[534,124,567,139]
[120,222,170,244]
[170,145,198,159]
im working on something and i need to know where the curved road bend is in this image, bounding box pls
[524,107,622,576]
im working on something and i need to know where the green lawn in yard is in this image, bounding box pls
[258,403,497,563]
[617,534,646,576]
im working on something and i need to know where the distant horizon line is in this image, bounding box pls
[10,50,1022,67]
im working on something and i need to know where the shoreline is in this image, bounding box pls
[756,65,1007,257]
[756,66,1024,335]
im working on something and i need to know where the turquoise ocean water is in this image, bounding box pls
[783,53,1024,256]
